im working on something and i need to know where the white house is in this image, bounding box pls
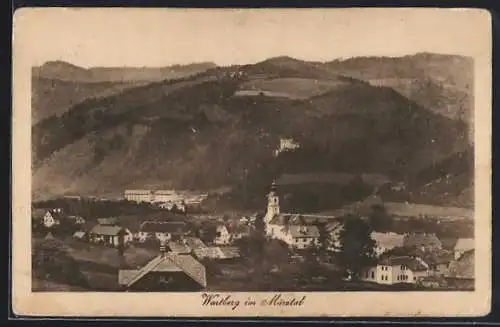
[214,225,231,245]
[37,208,64,228]
[88,225,133,247]
[137,221,190,243]
[274,137,300,157]
[361,256,429,285]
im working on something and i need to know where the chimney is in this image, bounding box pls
[160,240,167,257]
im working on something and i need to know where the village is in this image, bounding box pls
[31,177,475,292]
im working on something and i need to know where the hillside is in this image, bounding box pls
[32,77,144,124]
[323,53,474,124]
[32,54,472,207]
[33,61,217,83]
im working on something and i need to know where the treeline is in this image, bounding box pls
[33,198,188,220]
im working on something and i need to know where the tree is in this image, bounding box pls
[336,215,377,278]
[369,204,393,232]
[32,239,89,288]
[314,222,328,252]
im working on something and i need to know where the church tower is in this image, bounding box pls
[264,180,280,223]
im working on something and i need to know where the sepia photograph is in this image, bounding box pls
[12,8,491,317]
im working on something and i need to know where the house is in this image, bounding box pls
[73,231,87,240]
[227,224,252,242]
[67,215,86,225]
[88,224,133,247]
[453,238,474,260]
[371,232,405,257]
[445,249,474,289]
[193,246,240,261]
[137,221,190,243]
[361,255,429,285]
[287,225,320,249]
[33,208,64,228]
[118,252,207,291]
[124,189,153,203]
[420,250,454,277]
[403,232,443,252]
[214,224,231,245]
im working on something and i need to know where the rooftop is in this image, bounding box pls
[90,225,126,236]
[119,253,206,288]
[379,256,428,271]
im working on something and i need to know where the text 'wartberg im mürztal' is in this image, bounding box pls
[201,293,306,310]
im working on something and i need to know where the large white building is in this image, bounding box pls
[124,190,154,203]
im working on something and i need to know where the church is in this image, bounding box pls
[263,181,344,250]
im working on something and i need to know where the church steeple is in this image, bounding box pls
[265,180,280,223]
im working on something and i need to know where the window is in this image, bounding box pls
[371,271,375,279]
[414,277,416,281]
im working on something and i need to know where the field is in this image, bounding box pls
[234,78,349,100]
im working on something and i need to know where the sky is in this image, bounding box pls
[14,8,490,68]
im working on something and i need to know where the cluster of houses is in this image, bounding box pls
[263,181,475,289]
[32,208,86,228]
[273,137,300,157]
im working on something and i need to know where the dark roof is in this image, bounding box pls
[379,256,428,271]
[447,250,474,279]
[140,221,188,234]
[119,253,206,288]
[403,233,443,248]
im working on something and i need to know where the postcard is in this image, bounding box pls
[12,7,492,317]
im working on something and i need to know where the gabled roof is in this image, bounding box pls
[379,256,428,271]
[454,238,474,252]
[288,225,320,238]
[403,233,442,248]
[90,225,125,236]
[167,241,192,254]
[218,246,241,259]
[447,250,474,279]
[120,253,206,288]
[183,237,207,249]
[371,232,405,250]
[140,221,188,234]
[193,247,223,259]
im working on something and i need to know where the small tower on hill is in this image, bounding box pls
[264,180,280,224]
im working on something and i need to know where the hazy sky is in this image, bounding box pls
[14,8,489,68]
